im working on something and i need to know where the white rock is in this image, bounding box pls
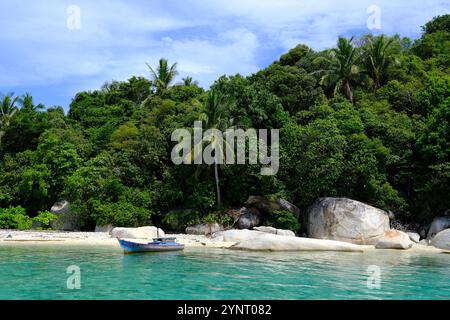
[215,229,363,252]
[254,226,295,237]
[406,232,420,243]
[111,226,165,239]
[50,201,78,231]
[307,198,390,245]
[431,229,450,250]
[375,230,413,250]
[427,216,450,239]
[215,229,261,242]
[186,223,223,236]
[276,229,296,237]
[95,224,114,233]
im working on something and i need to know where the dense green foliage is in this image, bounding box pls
[0,16,449,231]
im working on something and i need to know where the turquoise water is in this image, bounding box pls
[0,245,449,300]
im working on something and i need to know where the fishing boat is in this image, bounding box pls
[118,237,185,253]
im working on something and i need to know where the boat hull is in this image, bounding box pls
[118,239,185,253]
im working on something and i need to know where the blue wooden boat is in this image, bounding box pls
[118,237,185,253]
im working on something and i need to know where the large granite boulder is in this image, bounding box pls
[214,229,363,252]
[431,229,450,250]
[236,207,262,229]
[307,198,390,245]
[254,226,295,237]
[213,229,262,242]
[217,230,363,252]
[427,216,450,239]
[111,226,165,239]
[375,230,413,250]
[245,196,300,218]
[406,232,420,243]
[186,223,223,236]
[50,201,78,231]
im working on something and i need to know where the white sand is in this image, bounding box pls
[0,230,447,253]
[0,230,236,249]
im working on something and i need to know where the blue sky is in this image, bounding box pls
[0,0,449,110]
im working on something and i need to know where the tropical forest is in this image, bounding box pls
[0,15,449,234]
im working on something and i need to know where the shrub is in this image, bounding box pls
[268,210,300,232]
[0,206,32,230]
[162,209,201,231]
[32,211,58,230]
[202,212,232,226]
[91,201,151,227]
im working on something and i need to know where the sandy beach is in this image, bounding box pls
[0,230,236,249]
[0,230,446,254]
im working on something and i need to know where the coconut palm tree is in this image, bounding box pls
[203,90,235,207]
[182,76,198,86]
[0,92,20,141]
[187,89,234,207]
[146,58,178,94]
[317,37,361,104]
[363,35,398,92]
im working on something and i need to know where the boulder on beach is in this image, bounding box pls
[307,198,390,245]
[375,230,413,250]
[95,224,114,233]
[111,226,165,239]
[214,229,364,252]
[236,208,261,229]
[406,232,420,243]
[431,229,450,250]
[186,223,223,236]
[427,216,450,239]
[244,196,301,218]
[213,229,261,242]
[50,201,78,231]
[254,226,295,237]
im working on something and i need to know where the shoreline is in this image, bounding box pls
[0,230,447,254]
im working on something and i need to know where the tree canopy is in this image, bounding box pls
[0,15,449,231]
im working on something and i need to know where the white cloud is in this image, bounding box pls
[0,0,448,108]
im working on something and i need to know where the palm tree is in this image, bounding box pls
[317,37,361,104]
[146,58,178,94]
[203,90,235,207]
[182,76,198,86]
[19,92,44,111]
[363,35,398,92]
[0,92,20,141]
[188,89,234,207]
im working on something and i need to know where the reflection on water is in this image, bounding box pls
[0,245,449,300]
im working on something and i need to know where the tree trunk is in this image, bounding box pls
[345,82,354,104]
[214,161,221,207]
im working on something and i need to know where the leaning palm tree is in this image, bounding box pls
[0,92,20,141]
[362,35,398,92]
[202,90,235,207]
[187,89,234,207]
[317,37,361,104]
[146,58,178,94]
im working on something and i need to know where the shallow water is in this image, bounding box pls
[0,245,449,300]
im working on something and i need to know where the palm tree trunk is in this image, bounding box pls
[345,82,354,104]
[214,161,221,207]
